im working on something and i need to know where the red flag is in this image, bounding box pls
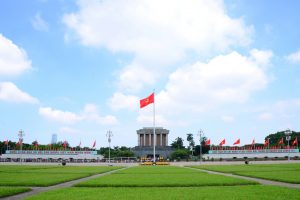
[140,93,154,108]
[205,139,211,145]
[233,139,240,145]
[219,139,225,146]
[278,137,284,145]
[92,140,96,148]
[4,140,8,145]
[264,138,270,147]
[252,138,255,146]
[292,137,298,146]
[63,141,67,149]
[78,141,81,147]
[17,138,23,146]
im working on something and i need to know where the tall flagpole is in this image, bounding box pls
[153,89,156,163]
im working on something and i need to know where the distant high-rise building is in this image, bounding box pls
[51,134,57,144]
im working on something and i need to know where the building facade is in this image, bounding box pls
[51,134,57,144]
[137,127,169,147]
[0,150,103,162]
[132,127,174,159]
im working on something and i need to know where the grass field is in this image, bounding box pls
[3,164,300,199]
[191,163,300,183]
[0,165,122,186]
[25,185,300,200]
[76,166,257,187]
[0,187,31,198]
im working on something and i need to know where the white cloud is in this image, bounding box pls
[250,49,273,68]
[63,0,253,91]
[108,92,139,111]
[39,107,82,124]
[117,63,159,92]
[221,115,235,122]
[258,112,273,121]
[137,111,168,126]
[0,82,38,104]
[31,12,49,32]
[59,127,83,135]
[83,103,118,125]
[157,50,271,115]
[286,50,300,63]
[39,103,118,125]
[0,34,32,76]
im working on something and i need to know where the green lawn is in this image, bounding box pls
[25,185,300,200]
[0,165,122,186]
[0,187,31,198]
[191,163,300,183]
[76,166,257,187]
[115,166,200,174]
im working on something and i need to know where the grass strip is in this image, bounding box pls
[0,187,31,198]
[25,185,300,200]
[235,171,300,184]
[0,166,122,186]
[191,163,300,183]
[115,166,199,174]
[76,167,257,187]
[191,163,300,173]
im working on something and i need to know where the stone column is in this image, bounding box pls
[143,133,146,147]
[166,134,168,146]
[149,133,152,147]
[160,134,163,146]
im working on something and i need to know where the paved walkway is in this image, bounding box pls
[186,167,300,189]
[2,167,127,200]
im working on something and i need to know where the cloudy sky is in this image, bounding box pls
[1,0,300,148]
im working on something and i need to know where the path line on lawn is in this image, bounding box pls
[185,167,300,189]
[2,167,128,200]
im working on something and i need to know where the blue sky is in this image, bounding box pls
[1,0,300,148]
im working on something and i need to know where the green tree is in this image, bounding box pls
[170,149,189,160]
[186,133,195,152]
[193,136,209,156]
[171,137,184,149]
[98,146,134,158]
[265,130,300,147]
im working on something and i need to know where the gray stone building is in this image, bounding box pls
[132,127,174,159]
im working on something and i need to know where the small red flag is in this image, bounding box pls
[140,93,154,108]
[252,138,255,146]
[78,141,81,147]
[292,137,298,146]
[264,138,270,147]
[233,139,240,145]
[17,139,23,146]
[278,137,284,145]
[92,140,96,148]
[219,139,225,146]
[205,139,211,145]
[63,141,67,149]
[4,140,8,145]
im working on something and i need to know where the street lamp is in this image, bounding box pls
[285,129,292,161]
[197,129,204,163]
[18,130,25,164]
[106,130,113,165]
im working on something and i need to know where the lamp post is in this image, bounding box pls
[106,130,113,165]
[18,130,25,164]
[285,129,292,161]
[197,129,203,163]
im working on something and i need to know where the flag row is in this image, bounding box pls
[2,139,97,149]
[204,137,298,146]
